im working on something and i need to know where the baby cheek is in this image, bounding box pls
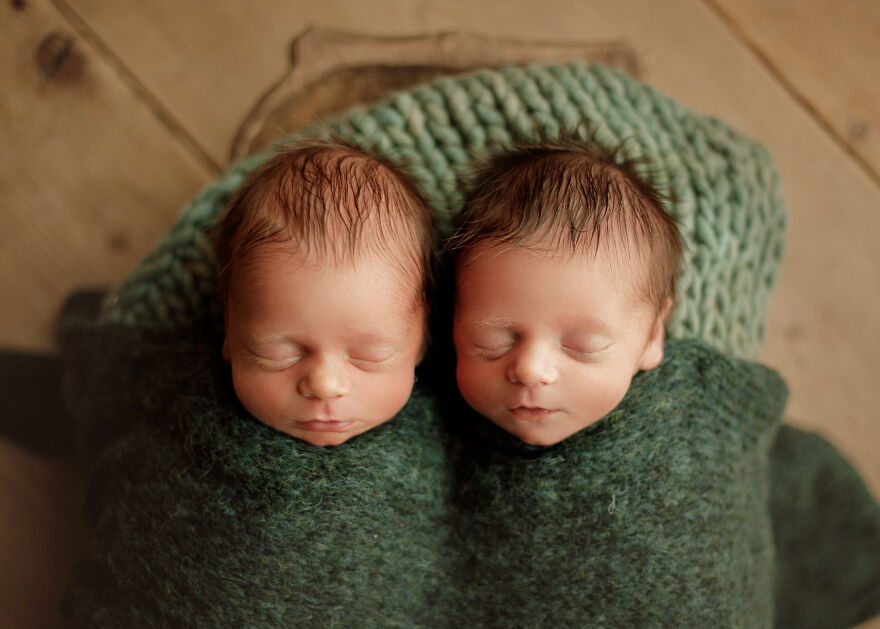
[455,357,498,413]
[379,370,416,414]
[577,370,634,420]
[232,368,286,425]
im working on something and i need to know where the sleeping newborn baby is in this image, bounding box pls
[213,138,434,445]
[444,139,787,626]
[450,138,680,446]
[63,140,455,627]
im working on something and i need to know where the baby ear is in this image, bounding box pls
[638,298,673,372]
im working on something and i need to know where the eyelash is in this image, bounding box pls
[250,354,302,371]
[473,345,514,361]
[250,352,392,372]
[562,346,594,361]
[472,343,607,362]
[347,355,393,371]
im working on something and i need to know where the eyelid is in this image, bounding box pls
[562,340,613,360]
[346,345,403,372]
[348,354,393,365]
[347,355,394,373]
[248,352,302,371]
[347,343,400,361]
[472,343,514,360]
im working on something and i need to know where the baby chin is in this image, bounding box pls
[285,419,365,446]
[495,408,578,446]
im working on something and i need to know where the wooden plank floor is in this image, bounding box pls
[2,2,879,626]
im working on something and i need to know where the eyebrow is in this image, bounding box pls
[559,314,616,337]
[472,317,519,329]
[247,332,298,346]
[249,330,407,347]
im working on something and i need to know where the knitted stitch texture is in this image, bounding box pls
[445,338,787,628]
[61,322,457,629]
[100,62,786,360]
[61,319,786,627]
[770,426,880,629]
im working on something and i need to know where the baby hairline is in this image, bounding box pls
[448,135,682,316]
[224,228,431,312]
[452,231,674,315]
[212,135,436,313]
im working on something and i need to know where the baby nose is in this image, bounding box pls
[507,342,558,387]
[297,358,350,400]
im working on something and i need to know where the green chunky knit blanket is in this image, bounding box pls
[101,61,785,360]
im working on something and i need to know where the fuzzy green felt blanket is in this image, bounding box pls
[770,426,880,629]
[444,338,786,627]
[61,310,795,628]
[61,311,880,628]
[62,322,457,628]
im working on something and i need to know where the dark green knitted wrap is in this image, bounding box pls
[447,338,787,627]
[60,317,880,628]
[61,321,456,628]
[62,313,797,627]
[770,426,880,629]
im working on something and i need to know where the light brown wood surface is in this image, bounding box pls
[2,1,879,627]
[708,0,880,184]
[230,28,638,160]
[1,0,213,352]
[0,438,83,629]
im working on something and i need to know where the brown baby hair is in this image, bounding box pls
[448,137,683,312]
[212,138,435,312]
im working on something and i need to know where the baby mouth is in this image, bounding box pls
[508,407,557,421]
[296,420,355,433]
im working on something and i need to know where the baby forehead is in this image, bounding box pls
[455,237,648,276]
[235,239,413,279]
[453,240,653,306]
[229,241,423,305]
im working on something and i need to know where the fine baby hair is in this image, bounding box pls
[448,136,683,313]
[210,137,436,446]
[211,137,435,311]
[449,137,684,445]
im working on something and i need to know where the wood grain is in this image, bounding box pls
[707,0,880,183]
[0,0,212,352]
[0,438,83,629]
[232,27,637,159]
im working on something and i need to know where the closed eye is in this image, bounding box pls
[248,352,302,371]
[472,344,514,361]
[347,347,399,371]
[349,358,397,374]
[562,343,612,361]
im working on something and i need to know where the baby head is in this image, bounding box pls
[449,139,682,446]
[213,139,434,446]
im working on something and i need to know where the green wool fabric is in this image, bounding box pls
[62,320,789,627]
[100,61,785,360]
[446,338,787,628]
[770,426,880,629]
[61,322,456,629]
